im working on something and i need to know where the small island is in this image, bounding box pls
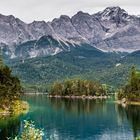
[48,79,109,99]
[118,66,140,105]
[0,54,28,118]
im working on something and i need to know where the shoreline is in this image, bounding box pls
[47,95,110,99]
[116,98,140,106]
[24,92,48,95]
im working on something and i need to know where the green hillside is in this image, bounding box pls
[5,45,140,92]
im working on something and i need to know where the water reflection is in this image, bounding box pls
[117,104,140,138]
[0,95,140,140]
[0,117,20,140]
[48,98,106,116]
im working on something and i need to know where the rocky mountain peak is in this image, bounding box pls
[31,20,46,25]
[73,11,91,19]
[103,6,127,15]
[52,15,70,24]
[95,6,131,24]
[60,15,70,21]
[51,14,80,39]
[0,6,140,58]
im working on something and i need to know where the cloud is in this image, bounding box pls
[0,0,139,23]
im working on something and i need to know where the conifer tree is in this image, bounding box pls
[0,48,3,66]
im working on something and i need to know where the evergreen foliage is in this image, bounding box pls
[0,54,22,110]
[118,66,140,101]
[50,79,106,96]
[7,51,128,91]
[0,49,3,66]
[0,65,22,100]
[6,46,140,92]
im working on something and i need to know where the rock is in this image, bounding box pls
[1,7,140,59]
[121,98,127,104]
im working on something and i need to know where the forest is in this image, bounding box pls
[0,54,27,116]
[118,66,140,101]
[50,79,106,96]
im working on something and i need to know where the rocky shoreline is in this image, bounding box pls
[117,98,140,107]
[47,95,110,99]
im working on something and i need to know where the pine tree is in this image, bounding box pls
[0,48,3,66]
[130,66,137,92]
[119,66,140,101]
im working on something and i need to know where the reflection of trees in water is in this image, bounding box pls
[48,98,106,116]
[117,104,140,138]
[125,106,140,137]
[0,117,20,140]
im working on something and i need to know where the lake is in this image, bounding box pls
[0,95,140,140]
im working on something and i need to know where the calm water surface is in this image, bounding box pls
[0,95,140,140]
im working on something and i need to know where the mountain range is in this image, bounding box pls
[1,6,140,91]
[0,6,140,59]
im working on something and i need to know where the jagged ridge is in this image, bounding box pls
[0,6,140,59]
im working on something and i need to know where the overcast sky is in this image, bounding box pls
[0,0,140,23]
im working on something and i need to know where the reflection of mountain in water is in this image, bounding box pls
[48,98,106,116]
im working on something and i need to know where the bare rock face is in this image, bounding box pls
[28,21,54,39]
[93,7,140,52]
[0,6,140,59]
[71,11,105,44]
[94,7,131,24]
[0,14,30,45]
[51,15,81,39]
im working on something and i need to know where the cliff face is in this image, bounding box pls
[0,7,140,59]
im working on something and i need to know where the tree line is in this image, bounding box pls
[50,79,106,96]
[0,53,22,109]
[118,66,140,101]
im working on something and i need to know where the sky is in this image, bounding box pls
[0,0,140,23]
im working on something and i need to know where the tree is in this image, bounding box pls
[0,56,22,101]
[130,66,137,92]
[118,66,140,101]
[0,48,3,66]
[50,79,106,96]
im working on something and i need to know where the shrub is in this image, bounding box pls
[14,120,47,140]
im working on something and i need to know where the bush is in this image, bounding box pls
[14,120,47,140]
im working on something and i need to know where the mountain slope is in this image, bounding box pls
[7,45,127,88]
[0,6,140,59]
[121,50,140,67]
[3,35,82,59]
[1,7,140,90]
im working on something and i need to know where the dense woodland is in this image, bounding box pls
[118,66,140,101]
[7,49,140,93]
[7,48,130,92]
[50,79,106,96]
[0,54,23,112]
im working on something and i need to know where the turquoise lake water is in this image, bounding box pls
[0,95,140,140]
